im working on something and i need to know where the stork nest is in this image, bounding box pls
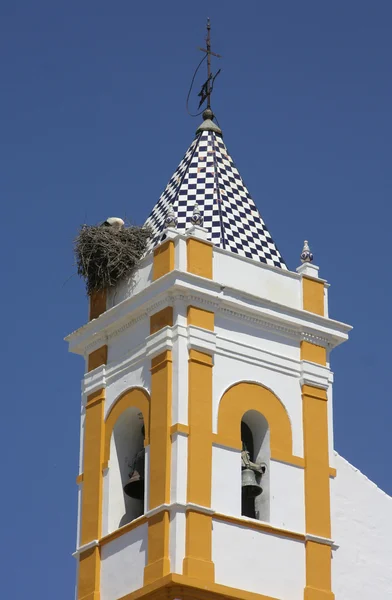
[74,224,151,295]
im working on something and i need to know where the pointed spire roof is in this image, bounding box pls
[145,110,286,269]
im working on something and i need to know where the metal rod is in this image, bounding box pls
[206,18,211,108]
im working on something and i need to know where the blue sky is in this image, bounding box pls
[1,2,391,598]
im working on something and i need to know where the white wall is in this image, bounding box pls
[212,519,305,600]
[213,247,301,310]
[331,453,392,599]
[101,523,148,600]
[107,254,153,308]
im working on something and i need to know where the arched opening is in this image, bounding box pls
[241,410,270,521]
[107,407,145,531]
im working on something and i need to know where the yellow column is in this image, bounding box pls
[187,238,213,279]
[183,305,215,582]
[144,308,173,585]
[301,341,333,600]
[153,240,175,281]
[78,345,107,600]
[302,277,325,316]
[89,290,107,321]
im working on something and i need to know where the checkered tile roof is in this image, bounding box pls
[144,129,286,269]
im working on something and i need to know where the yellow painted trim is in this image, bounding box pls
[78,546,101,600]
[89,289,107,321]
[76,474,84,485]
[150,306,173,335]
[153,240,174,281]
[187,305,214,330]
[104,387,151,465]
[144,351,172,585]
[149,350,172,508]
[302,384,328,401]
[183,511,214,581]
[302,383,333,599]
[100,515,148,547]
[119,573,278,600]
[187,238,213,279]
[305,540,334,600]
[183,346,214,581]
[78,386,105,599]
[170,423,190,436]
[303,277,325,316]
[87,345,108,372]
[144,510,171,585]
[214,513,305,542]
[216,382,295,464]
[300,341,327,366]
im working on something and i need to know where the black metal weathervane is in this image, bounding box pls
[186,19,221,117]
[197,18,221,110]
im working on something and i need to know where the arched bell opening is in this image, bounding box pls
[107,407,145,532]
[241,410,270,521]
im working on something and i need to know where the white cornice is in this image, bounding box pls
[66,270,351,356]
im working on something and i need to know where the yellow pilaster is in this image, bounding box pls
[153,240,174,281]
[302,277,325,316]
[78,342,107,600]
[183,339,215,581]
[144,309,173,585]
[302,382,333,600]
[89,290,107,321]
[187,238,213,279]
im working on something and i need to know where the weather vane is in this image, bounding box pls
[186,18,222,116]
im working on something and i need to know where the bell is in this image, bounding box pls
[123,448,145,500]
[241,468,262,498]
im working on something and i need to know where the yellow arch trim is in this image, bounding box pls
[104,387,150,466]
[216,381,295,464]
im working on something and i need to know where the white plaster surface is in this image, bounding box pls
[331,453,392,599]
[107,317,149,364]
[107,255,153,308]
[170,433,188,504]
[212,445,241,516]
[170,508,186,574]
[101,523,147,600]
[214,248,301,310]
[269,461,305,532]
[105,361,150,419]
[212,519,305,600]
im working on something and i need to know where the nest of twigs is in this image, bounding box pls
[75,223,151,295]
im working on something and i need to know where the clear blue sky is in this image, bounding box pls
[1,2,391,598]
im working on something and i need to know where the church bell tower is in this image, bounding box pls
[67,29,352,600]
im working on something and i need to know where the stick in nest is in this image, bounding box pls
[74,224,151,295]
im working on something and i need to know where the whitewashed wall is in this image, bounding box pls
[212,519,305,600]
[331,453,392,599]
[101,523,148,600]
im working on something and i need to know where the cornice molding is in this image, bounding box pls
[66,270,351,356]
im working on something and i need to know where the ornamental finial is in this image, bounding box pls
[190,203,203,227]
[300,240,313,263]
[164,204,177,229]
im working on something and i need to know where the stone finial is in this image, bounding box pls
[300,240,313,263]
[190,203,203,227]
[164,204,177,229]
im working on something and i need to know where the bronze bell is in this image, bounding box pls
[123,448,145,500]
[241,467,262,498]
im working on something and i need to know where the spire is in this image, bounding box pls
[144,125,286,269]
[144,23,286,270]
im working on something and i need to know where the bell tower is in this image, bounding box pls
[67,99,352,599]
